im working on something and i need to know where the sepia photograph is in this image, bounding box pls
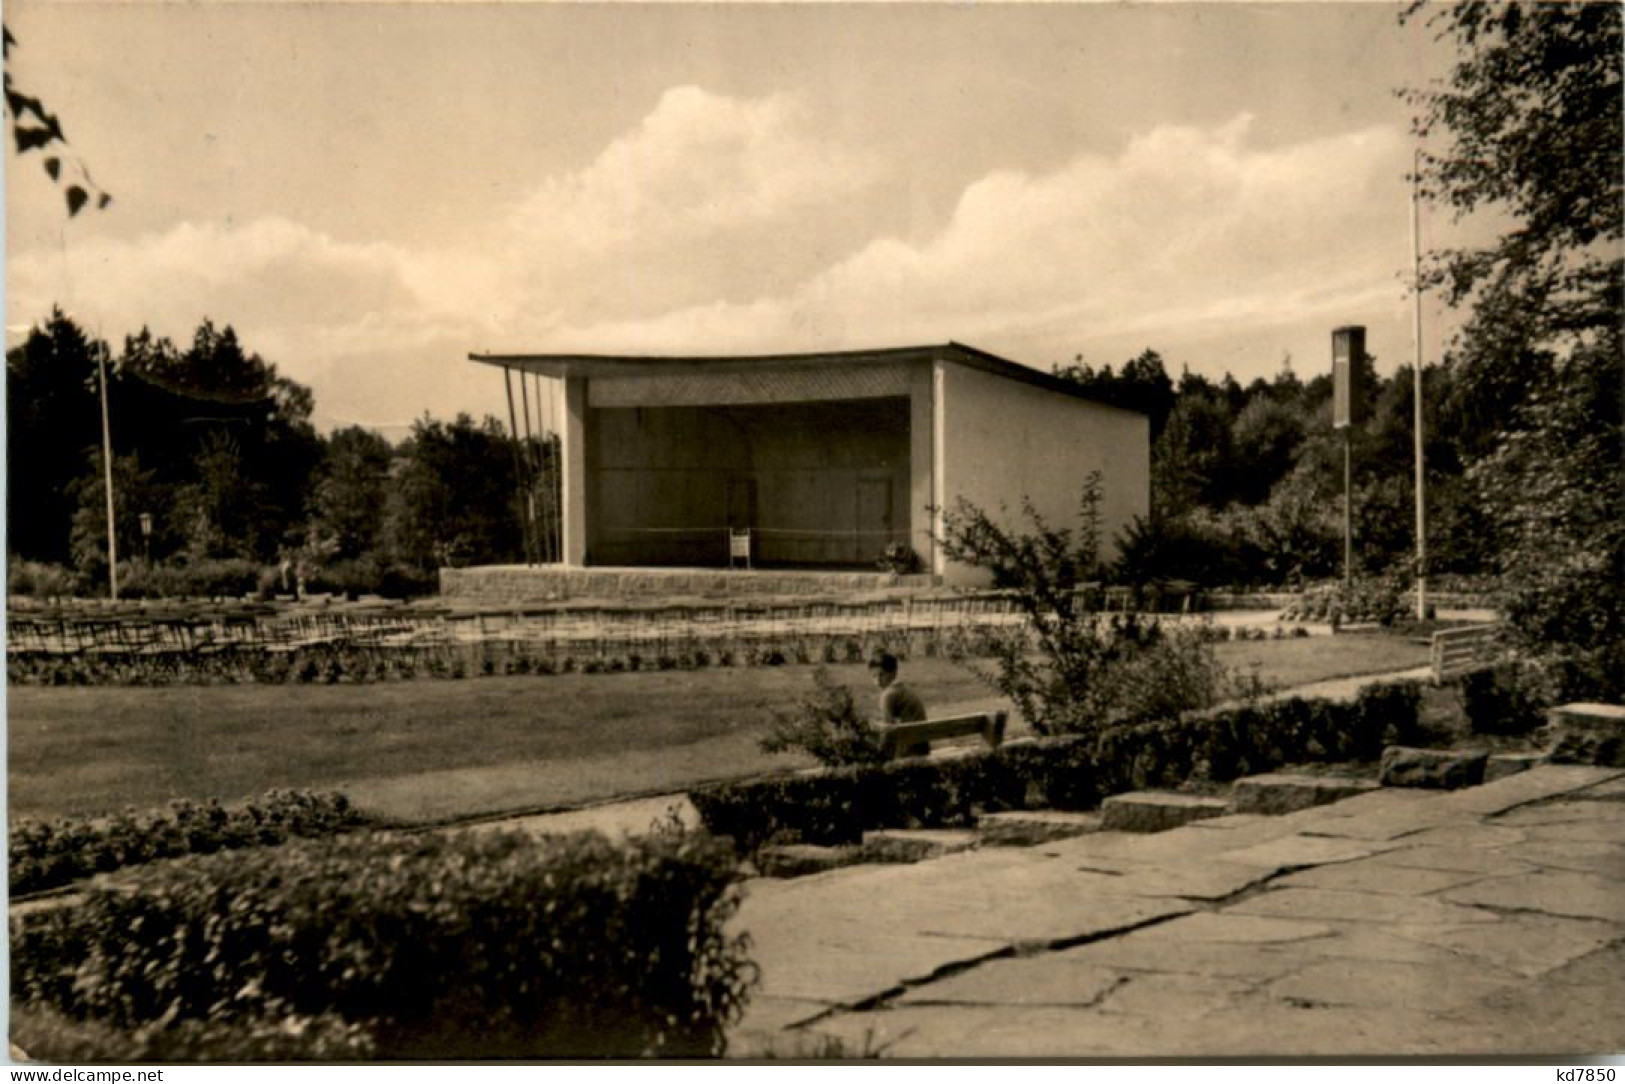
[4,0,1622,1066]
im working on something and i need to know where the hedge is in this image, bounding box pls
[9,790,370,897]
[11,826,757,1060]
[690,679,1425,851]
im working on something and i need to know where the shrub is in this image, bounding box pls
[759,668,887,768]
[939,481,1243,737]
[8,559,83,599]
[11,824,756,1060]
[9,790,370,897]
[1461,662,1551,736]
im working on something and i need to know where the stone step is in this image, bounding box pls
[1484,750,1549,782]
[755,843,863,879]
[978,809,1103,846]
[1229,773,1380,815]
[861,828,981,862]
[1379,746,1489,790]
[1099,792,1229,833]
[1548,702,1625,768]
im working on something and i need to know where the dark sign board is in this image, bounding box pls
[1332,325,1366,430]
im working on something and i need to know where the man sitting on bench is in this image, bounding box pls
[870,650,929,756]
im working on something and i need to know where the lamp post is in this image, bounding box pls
[139,512,153,565]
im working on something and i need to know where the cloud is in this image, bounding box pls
[9,99,1419,427]
[548,115,1413,355]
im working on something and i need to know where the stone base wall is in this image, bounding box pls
[439,565,941,604]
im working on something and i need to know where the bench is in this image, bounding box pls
[880,710,1008,760]
[1430,623,1500,683]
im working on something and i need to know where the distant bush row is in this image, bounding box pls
[8,557,438,602]
[11,824,756,1060]
[691,678,1427,851]
[9,790,370,897]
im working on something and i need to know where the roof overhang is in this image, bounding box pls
[467,341,1146,415]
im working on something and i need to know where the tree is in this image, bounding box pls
[6,310,107,563]
[384,414,523,569]
[3,26,111,216]
[309,426,394,560]
[1403,0,1623,651]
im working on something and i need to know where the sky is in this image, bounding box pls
[5,1,1480,436]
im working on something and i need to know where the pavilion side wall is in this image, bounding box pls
[935,362,1149,587]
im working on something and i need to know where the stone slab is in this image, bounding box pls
[1391,912,1621,979]
[1370,845,1538,878]
[1574,775,1625,801]
[1380,745,1488,789]
[1088,860,1278,902]
[1230,773,1380,815]
[1549,702,1625,728]
[1229,886,1502,927]
[1100,791,1230,833]
[1485,751,1548,782]
[1441,764,1623,816]
[1125,911,1335,945]
[1054,932,1311,981]
[1439,868,1625,924]
[1275,860,1486,897]
[978,810,1102,846]
[861,828,980,862]
[1267,956,1522,1012]
[1496,840,1625,881]
[1218,834,1393,872]
[896,955,1123,1007]
[1096,970,1262,1018]
[757,843,864,878]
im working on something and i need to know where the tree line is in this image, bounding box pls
[7,310,557,598]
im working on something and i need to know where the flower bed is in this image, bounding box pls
[9,790,370,897]
[689,678,1426,851]
[10,825,756,1060]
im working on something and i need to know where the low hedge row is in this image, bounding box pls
[6,627,1005,687]
[11,825,756,1060]
[9,790,369,897]
[690,680,1425,851]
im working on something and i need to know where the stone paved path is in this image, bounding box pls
[727,764,1625,1058]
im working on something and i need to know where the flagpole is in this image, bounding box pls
[98,343,119,601]
[1412,148,1428,620]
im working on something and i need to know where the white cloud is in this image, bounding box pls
[549,115,1414,356]
[9,101,1422,428]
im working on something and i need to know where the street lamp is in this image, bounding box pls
[139,512,153,565]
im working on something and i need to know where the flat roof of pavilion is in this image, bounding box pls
[467,341,1140,410]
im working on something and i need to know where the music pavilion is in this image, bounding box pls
[468,343,1148,587]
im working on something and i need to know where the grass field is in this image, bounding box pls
[7,633,1429,823]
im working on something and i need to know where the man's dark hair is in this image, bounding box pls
[868,651,899,675]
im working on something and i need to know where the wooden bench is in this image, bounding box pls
[880,710,1008,760]
[1430,623,1500,683]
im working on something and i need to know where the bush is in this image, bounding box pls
[11,824,756,1060]
[8,559,83,599]
[939,482,1245,737]
[1460,662,1551,736]
[9,790,370,896]
[759,668,888,767]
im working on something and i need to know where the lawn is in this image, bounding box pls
[7,632,1428,823]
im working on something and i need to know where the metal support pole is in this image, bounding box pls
[502,366,536,565]
[1343,427,1353,590]
[97,346,119,601]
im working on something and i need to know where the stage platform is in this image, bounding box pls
[438,564,943,604]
